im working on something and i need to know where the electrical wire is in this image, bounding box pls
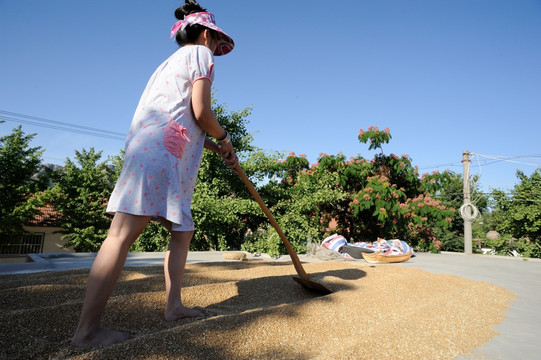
[0,109,126,141]
[471,152,541,167]
[417,162,463,170]
[2,115,126,141]
[418,154,541,172]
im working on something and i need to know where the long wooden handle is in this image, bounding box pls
[234,163,309,280]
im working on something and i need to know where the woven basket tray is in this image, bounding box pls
[361,250,412,264]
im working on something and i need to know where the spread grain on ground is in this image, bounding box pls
[0,260,515,360]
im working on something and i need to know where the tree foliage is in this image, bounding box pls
[488,169,541,257]
[43,148,117,252]
[0,125,46,235]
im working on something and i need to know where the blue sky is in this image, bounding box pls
[1,0,540,193]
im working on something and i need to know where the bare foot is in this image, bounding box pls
[165,305,205,322]
[71,327,134,348]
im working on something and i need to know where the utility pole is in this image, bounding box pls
[462,150,472,254]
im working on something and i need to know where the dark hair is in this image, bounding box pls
[174,0,213,46]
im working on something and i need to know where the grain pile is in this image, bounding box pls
[0,260,514,360]
[222,252,247,261]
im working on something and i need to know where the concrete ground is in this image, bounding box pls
[1,251,539,359]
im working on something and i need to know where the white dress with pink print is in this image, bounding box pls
[107,45,215,231]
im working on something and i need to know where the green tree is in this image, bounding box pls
[0,125,46,235]
[43,148,116,252]
[489,169,541,258]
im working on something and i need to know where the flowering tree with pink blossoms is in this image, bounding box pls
[260,126,457,253]
[358,126,392,152]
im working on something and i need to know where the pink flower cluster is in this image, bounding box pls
[366,175,390,183]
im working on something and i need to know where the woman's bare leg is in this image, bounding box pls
[160,223,204,321]
[71,213,151,348]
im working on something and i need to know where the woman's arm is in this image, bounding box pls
[191,78,227,140]
[193,78,238,167]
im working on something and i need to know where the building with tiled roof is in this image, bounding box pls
[0,203,74,262]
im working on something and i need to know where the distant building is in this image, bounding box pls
[0,204,74,263]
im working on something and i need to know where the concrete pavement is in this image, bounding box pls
[0,251,290,275]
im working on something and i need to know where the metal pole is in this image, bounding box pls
[462,150,472,254]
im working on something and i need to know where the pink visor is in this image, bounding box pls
[170,12,234,56]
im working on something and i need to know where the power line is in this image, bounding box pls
[471,152,541,167]
[2,115,126,141]
[418,154,541,171]
[0,110,125,136]
[433,191,541,197]
[417,162,463,170]
[0,109,126,141]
